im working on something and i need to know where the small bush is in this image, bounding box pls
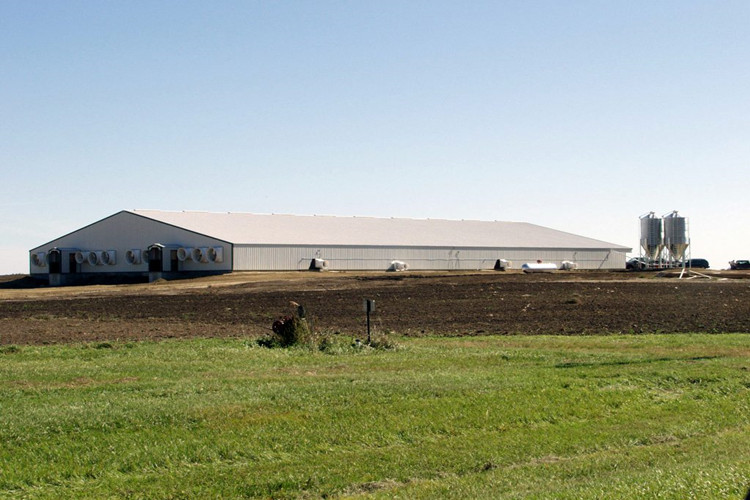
[258,315,312,348]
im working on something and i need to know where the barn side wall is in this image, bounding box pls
[233,245,626,271]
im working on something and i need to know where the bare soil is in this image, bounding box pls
[1,270,749,345]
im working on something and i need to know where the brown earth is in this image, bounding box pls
[1,270,749,345]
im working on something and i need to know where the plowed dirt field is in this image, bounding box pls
[1,271,749,344]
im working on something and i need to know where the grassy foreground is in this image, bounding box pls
[1,334,749,499]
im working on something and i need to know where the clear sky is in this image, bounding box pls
[2,1,749,274]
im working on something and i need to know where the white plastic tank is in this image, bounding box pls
[309,258,329,271]
[494,259,512,271]
[521,262,557,273]
[388,260,408,272]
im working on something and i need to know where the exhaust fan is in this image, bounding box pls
[192,247,209,263]
[208,246,224,263]
[126,249,142,265]
[177,247,193,262]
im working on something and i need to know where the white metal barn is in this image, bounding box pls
[29,210,630,283]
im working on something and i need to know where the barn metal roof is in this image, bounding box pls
[129,210,630,250]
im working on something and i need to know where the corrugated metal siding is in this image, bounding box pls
[233,245,626,271]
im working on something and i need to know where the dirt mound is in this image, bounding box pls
[0,275,45,289]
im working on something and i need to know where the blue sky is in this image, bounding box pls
[2,1,749,274]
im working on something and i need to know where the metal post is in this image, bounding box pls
[366,307,371,344]
[363,299,375,345]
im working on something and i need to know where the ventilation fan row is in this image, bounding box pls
[74,250,117,266]
[176,246,224,263]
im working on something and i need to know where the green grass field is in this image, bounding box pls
[2,334,749,499]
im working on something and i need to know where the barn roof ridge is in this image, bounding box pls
[130,208,512,224]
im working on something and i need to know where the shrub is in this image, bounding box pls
[258,314,312,348]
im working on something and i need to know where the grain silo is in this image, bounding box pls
[639,212,663,263]
[663,211,689,263]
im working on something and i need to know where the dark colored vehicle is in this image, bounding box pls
[626,258,647,270]
[686,258,709,269]
[730,260,750,270]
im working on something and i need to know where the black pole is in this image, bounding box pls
[366,306,371,345]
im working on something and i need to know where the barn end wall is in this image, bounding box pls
[29,212,232,277]
[233,245,626,271]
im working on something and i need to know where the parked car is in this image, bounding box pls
[729,260,750,270]
[626,257,647,270]
[685,258,710,269]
